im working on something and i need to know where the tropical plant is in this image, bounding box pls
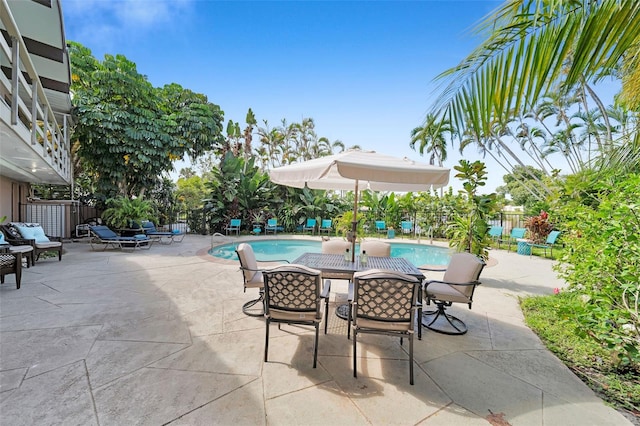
[203,152,276,233]
[524,210,553,243]
[447,160,497,259]
[432,0,640,138]
[424,0,640,202]
[101,197,156,229]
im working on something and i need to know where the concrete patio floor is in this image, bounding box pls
[0,235,631,425]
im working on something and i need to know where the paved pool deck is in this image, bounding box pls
[0,235,631,425]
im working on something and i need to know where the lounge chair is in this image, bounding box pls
[89,225,152,251]
[225,219,241,236]
[1,223,62,263]
[401,220,413,238]
[351,269,420,384]
[265,218,283,235]
[141,221,186,244]
[497,227,526,251]
[375,220,387,235]
[488,225,503,246]
[319,219,332,235]
[302,218,317,235]
[526,230,561,258]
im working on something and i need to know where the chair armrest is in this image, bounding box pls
[255,259,290,265]
[418,266,447,273]
[424,279,481,288]
[240,259,291,274]
[6,236,34,246]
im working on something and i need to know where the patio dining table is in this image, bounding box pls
[292,252,425,320]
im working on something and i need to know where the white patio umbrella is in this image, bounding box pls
[269,149,450,261]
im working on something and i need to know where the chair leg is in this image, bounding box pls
[347,302,352,340]
[324,299,329,334]
[15,263,21,290]
[417,287,422,340]
[264,319,270,362]
[352,328,357,378]
[409,334,414,385]
[313,324,319,368]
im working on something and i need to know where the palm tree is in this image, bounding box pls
[430,0,640,149]
[410,114,452,166]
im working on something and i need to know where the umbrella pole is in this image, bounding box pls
[351,180,359,262]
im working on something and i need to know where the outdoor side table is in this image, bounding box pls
[516,238,531,255]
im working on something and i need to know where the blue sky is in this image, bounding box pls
[62,0,537,193]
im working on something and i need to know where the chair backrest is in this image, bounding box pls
[352,269,419,328]
[375,221,386,230]
[236,243,261,285]
[267,218,277,227]
[442,252,485,298]
[488,226,503,238]
[263,264,322,318]
[306,218,316,227]
[510,227,526,239]
[321,219,332,228]
[230,219,241,227]
[89,225,119,239]
[546,230,561,244]
[360,241,390,257]
[401,221,413,232]
[322,239,351,254]
[141,221,157,232]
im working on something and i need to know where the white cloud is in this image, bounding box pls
[63,0,194,50]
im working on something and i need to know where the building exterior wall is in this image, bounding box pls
[0,175,29,222]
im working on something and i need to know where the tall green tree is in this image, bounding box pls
[69,42,224,198]
[410,114,452,166]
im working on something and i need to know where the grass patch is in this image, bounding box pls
[520,292,640,417]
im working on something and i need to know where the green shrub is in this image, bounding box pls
[102,197,156,229]
[555,173,640,367]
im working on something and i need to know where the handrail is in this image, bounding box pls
[0,0,71,181]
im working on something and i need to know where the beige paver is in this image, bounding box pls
[0,235,631,425]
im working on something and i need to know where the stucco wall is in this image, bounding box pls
[0,176,28,222]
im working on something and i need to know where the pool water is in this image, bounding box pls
[209,239,451,267]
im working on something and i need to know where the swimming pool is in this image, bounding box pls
[209,239,451,267]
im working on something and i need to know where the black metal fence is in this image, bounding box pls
[15,202,528,240]
[413,209,526,239]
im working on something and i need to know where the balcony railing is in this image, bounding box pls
[0,0,71,183]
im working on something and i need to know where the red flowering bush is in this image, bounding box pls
[524,210,553,243]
